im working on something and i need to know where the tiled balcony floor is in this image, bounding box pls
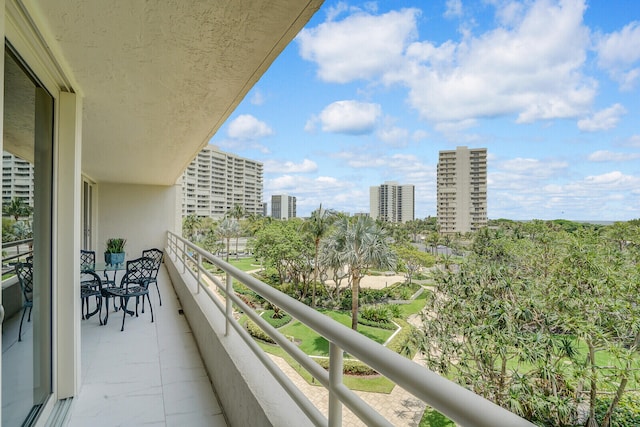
[67,266,227,427]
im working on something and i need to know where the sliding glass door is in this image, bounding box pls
[1,44,54,427]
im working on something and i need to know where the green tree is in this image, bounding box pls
[418,224,640,426]
[395,244,434,284]
[546,230,639,427]
[217,217,240,262]
[228,204,245,259]
[253,219,313,298]
[3,197,32,221]
[182,214,202,241]
[324,216,396,330]
[302,204,336,307]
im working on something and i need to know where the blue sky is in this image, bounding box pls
[210,0,640,221]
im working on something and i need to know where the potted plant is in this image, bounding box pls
[104,237,126,266]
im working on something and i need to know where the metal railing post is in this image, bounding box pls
[225,272,232,336]
[197,253,202,294]
[329,342,343,427]
[181,241,186,273]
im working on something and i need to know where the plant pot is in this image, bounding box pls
[104,252,125,267]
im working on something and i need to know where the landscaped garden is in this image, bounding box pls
[191,214,640,426]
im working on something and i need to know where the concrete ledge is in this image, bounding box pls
[165,256,312,427]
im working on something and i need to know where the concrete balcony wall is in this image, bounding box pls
[164,256,311,427]
[96,183,181,255]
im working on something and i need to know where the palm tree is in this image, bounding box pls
[302,204,336,307]
[3,197,33,221]
[326,216,396,330]
[228,205,245,259]
[182,214,202,242]
[217,218,240,262]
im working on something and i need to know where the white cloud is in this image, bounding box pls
[588,150,640,162]
[626,135,640,147]
[297,8,420,83]
[250,90,265,106]
[263,159,318,173]
[377,126,409,147]
[577,104,626,132]
[227,115,274,140]
[444,0,462,18]
[595,21,640,90]
[412,129,429,141]
[301,0,596,125]
[215,139,270,154]
[400,0,594,123]
[318,100,381,134]
[580,171,639,189]
[499,157,568,176]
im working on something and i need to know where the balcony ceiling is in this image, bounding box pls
[28,0,323,185]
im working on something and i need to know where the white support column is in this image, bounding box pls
[55,91,82,398]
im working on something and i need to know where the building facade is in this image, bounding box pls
[2,152,35,208]
[181,145,263,219]
[271,194,296,219]
[437,146,488,233]
[369,181,415,223]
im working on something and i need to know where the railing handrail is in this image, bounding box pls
[167,231,534,427]
[1,238,34,272]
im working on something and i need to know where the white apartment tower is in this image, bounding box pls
[271,194,296,219]
[181,145,263,219]
[369,181,415,223]
[437,146,488,234]
[2,152,35,208]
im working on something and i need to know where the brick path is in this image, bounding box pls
[268,351,427,426]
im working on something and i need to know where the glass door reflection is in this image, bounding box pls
[2,46,54,426]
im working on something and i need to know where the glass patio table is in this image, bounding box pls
[81,261,130,322]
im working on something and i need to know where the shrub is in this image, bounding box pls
[357,316,397,330]
[245,319,275,344]
[385,319,416,357]
[262,310,292,328]
[595,393,640,427]
[235,292,256,311]
[314,357,378,376]
[360,305,391,323]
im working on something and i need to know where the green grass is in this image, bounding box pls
[397,290,428,318]
[228,257,261,272]
[419,407,455,427]
[278,310,395,357]
[256,340,396,393]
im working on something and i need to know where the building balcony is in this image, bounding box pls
[50,233,535,427]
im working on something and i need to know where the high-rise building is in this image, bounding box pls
[181,145,263,219]
[271,194,296,219]
[437,146,487,233]
[2,152,34,208]
[369,181,415,223]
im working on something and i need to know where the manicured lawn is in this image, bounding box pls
[228,257,261,272]
[419,408,455,427]
[256,341,396,393]
[397,290,428,318]
[278,309,395,357]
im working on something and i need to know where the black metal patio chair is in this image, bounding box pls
[141,248,164,306]
[103,256,155,331]
[80,270,104,324]
[15,262,33,342]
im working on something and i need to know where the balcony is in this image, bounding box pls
[65,267,226,426]
[58,233,536,426]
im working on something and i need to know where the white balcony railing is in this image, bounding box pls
[166,231,534,427]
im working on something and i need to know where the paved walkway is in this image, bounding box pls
[268,350,427,426]
[215,267,430,425]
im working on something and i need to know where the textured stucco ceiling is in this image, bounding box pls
[28,0,322,185]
